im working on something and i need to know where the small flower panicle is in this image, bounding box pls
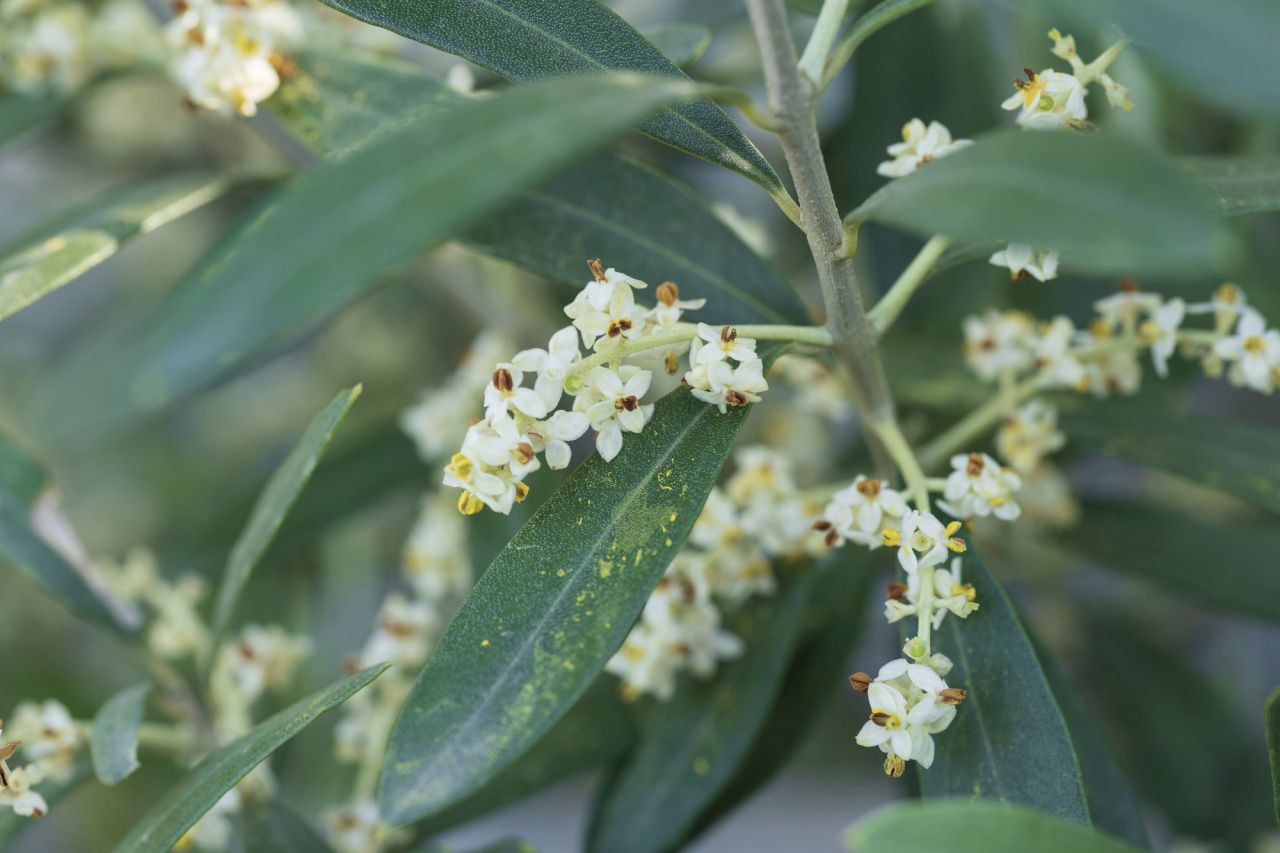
[684,323,770,413]
[876,118,972,178]
[0,700,87,818]
[938,452,1022,522]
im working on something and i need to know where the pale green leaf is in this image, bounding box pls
[850,130,1229,276]
[0,92,66,149]
[846,801,1140,853]
[90,684,150,785]
[1183,154,1280,216]
[209,386,362,645]
[312,0,784,194]
[642,24,711,67]
[113,665,387,853]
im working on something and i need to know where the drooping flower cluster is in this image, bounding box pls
[324,492,471,853]
[166,0,302,116]
[432,260,772,516]
[0,701,84,818]
[606,447,820,701]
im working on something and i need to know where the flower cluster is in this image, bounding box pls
[876,118,972,178]
[323,493,472,853]
[0,701,83,818]
[166,0,302,116]
[0,0,154,95]
[850,657,964,773]
[433,260,772,516]
[606,446,820,701]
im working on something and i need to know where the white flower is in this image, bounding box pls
[886,511,965,576]
[686,358,769,413]
[511,326,582,412]
[819,476,907,548]
[1094,283,1162,333]
[5,701,82,781]
[605,623,684,702]
[725,446,796,506]
[1215,308,1280,393]
[325,799,380,853]
[0,3,92,95]
[443,414,540,515]
[170,40,280,117]
[563,262,647,350]
[876,118,972,178]
[930,557,980,628]
[1033,316,1087,389]
[1001,67,1087,129]
[649,281,705,327]
[400,331,510,461]
[1139,297,1185,378]
[1188,282,1247,334]
[525,409,589,470]
[963,309,1036,382]
[854,659,958,769]
[0,765,48,818]
[577,365,653,462]
[359,593,440,671]
[483,362,550,419]
[691,323,760,365]
[402,494,472,603]
[996,399,1065,474]
[771,355,853,422]
[938,452,1022,522]
[989,243,1059,282]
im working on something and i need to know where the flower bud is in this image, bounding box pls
[903,636,927,660]
[848,672,873,693]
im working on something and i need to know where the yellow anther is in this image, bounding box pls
[988,496,1007,507]
[952,582,977,601]
[1216,282,1240,304]
[881,528,902,548]
[457,491,484,515]
[1244,335,1266,354]
[1137,320,1160,345]
[947,537,967,554]
[884,753,906,778]
[944,520,962,537]
[515,482,530,502]
[448,452,473,480]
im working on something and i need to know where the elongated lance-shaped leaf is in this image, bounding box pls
[1268,686,1280,824]
[35,74,704,444]
[587,570,814,853]
[849,130,1230,277]
[90,684,151,785]
[1183,154,1280,216]
[241,801,334,852]
[209,386,362,646]
[378,392,753,826]
[0,173,267,324]
[914,536,1089,824]
[312,0,783,196]
[0,433,137,634]
[113,665,387,853]
[847,801,1141,853]
[1064,412,1280,515]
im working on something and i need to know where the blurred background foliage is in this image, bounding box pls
[1,0,1279,850]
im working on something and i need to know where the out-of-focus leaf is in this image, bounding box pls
[823,0,940,87]
[587,570,813,853]
[0,92,66,148]
[464,152,810,325]
[90,683,150,785]
[1084,612,1272,841]
[113,665,387,853]
[685,552,879,844]
[379,391,752,826]
[1070,502,1280,623]
[209,386,362,645]
[0,433,134,634]
[271,49,463,158]
[641,24,711,67]
[0,173,263,323]
[312,0,784,196]
[917,537,1089,824]
[1268,686,1280,824]
[241,801,334,852]
[36,74,702,442]
[1064,413,1280,515]
[1183,154,1280,216]
[846,801,1139,853]
[1032,636,1149,848]
[413,681,634,838]
[849,130,1229,277]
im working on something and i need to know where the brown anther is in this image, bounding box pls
[663,350,680,375]
[940,687,968,705]
[678,578,697,602]
[918,153,935,165]
[185,26,204,46]
[1011,269,1029,282]
[492,367,514,392]
[824,528,840,547]
[381,617,416,639]
[720,325,737,343]
[341,654,360,674]
[870,710,893,728]
[965,452,985,477]
[812,519,832,531]
[171,0,187,12]
[268,50,296,78]
[725,390,749,407]
[855,478,882,499]
[886,581,908,601]
[515,442,535,464]
[656,281,679,306]
[848,672,873,693]
[587,258,607,282]
[615,395,639,412]
[1119,277,1139,293]
[607,317,633,337]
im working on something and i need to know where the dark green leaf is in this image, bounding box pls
[917,538,1088,824]
[113,665,387,853]
[642,24,712,67]
[1064,412,1280,514]
[412,681,634,838]
[242,801,334,852]
[379,391,752,826]
[90,683,150,785]
[0,92,66,149]
[36,74,702,442]
[0,173,263,323]
[1182,154,1280,216]
[1032,636,1149,848]
[210,386,362,645]
[1267,686,1280,824]
[0,433,137,634]
[587,571,813,853]
[846,801,1140,853]
[849,130,1229,277]
[271,49,463,158]
[1069,501,1280,623]
[823,0,940,87]
[312,0,784,195]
